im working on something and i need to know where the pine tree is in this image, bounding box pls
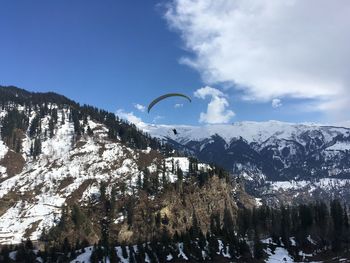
[190,211,200,239]
[237,208,251,237]
[71,204,86,227]
[343,205,349,229]
[59,205,69,229]
[136,243,145,263]
[29,115,40,138]
[87,125,94,136]
[126,199,135,226]
[207,233,218,259]
[223,205,235,237]
[298,204,313,246]
[25,238,34,250]
[155,212,161,228]
[62,237,71,257]
[33,138,41,158]
[238,240,251,259]
[160,226,171,260]
[145,244,157,263]
[280,205,291,247]
[74,239,81,251]
[61,110,66,124]
[48,117,55,138]
[0,246,11,263]
[121,245,128,259]
[198,230,206,250]
[90,247,99,263]
[210,212,221,236]
[162,159,168,189]
[331,200,344,251]
[137,172,143,191]
[151,170,159,194]
[314,201,329,245]
[129,246,136,263]
[110,186,117,215]
[142,168,151,193]
[176,167,184,192]
[109,246,120,263]
[100,182,107,203]
[253,229,264,259]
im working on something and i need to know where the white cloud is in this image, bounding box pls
[194,86,235,124]
[272,99,282,108]
[194,86,225,99]
[133,103,146,112]
[116,109,144,125]
[174,103,183,108]
[165,0,350,118]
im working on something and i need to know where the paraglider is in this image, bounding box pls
[148,93,191,136]
[147,93,191,113]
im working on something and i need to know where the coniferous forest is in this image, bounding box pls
[1,199,350,262]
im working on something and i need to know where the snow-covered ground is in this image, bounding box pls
[0,139,7,159]
[0,139,8,178]
[5,235,343,263]
[326,141,350,151]
[0,107,170,244]
[267,178,350,192]
[266,247,294,262]
[71,247,94,263]
[0,106,211,245]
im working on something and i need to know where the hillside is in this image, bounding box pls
[0,86,254,246]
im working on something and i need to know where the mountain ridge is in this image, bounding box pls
[139,120,350,205]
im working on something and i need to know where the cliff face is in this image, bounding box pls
[115,175,254,244]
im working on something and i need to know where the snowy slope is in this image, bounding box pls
[0,140,7,159]
[0,106,213,245]
[0,140,8,177]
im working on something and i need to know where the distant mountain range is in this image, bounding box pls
[140,121,350,204]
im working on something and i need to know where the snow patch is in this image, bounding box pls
[0,139,8,159]
[266,247,294,262]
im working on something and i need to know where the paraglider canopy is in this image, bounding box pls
[147,93,191,113]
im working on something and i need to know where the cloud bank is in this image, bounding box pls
[194,86,235,124]
[165,0,350,117]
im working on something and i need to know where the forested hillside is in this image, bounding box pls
[1,86,350,262]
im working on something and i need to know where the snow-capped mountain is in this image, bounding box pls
[140,121,350,204]
[0,86,253,245]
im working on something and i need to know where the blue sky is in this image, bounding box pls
[1,0,348,125]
